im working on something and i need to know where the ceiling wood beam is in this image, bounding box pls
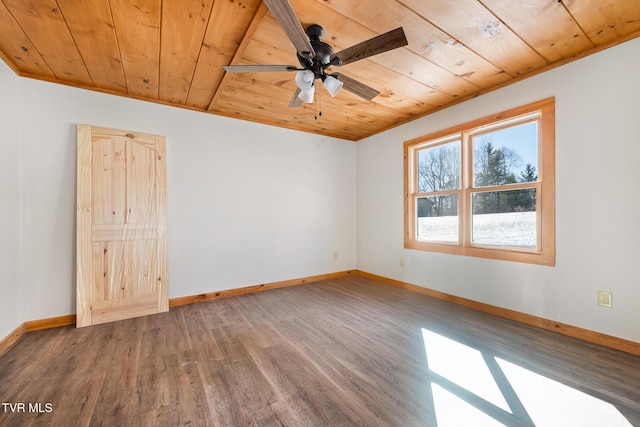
[208,3,270,112]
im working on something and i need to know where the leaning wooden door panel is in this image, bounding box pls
[77,125,168,327]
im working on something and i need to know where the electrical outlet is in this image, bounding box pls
[400,258,405,267]
[333,252,338,261]
[597,290,612,308]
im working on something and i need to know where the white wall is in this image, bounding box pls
[0,62,23,339]
[357,37,640,343]
[6,76,356,324]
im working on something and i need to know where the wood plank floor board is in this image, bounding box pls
[255,344,364,426]
[137,349,178,411]
[304,327,434,424]
[169,353,214,427]
[1,276,639,425]
[83,372,133,427]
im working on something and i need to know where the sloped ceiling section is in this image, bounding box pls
[1,0,639,140]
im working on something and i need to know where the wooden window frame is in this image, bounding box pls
[404,98,555,266]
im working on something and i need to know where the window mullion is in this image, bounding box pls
[461,131,472,247]
[469,181,538,194]
[415,189,460,198]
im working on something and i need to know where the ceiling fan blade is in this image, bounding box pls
[263,0,315,58]
[288,88,303,108]
[223,65,297,73]
[332,27,408,66]
[332,73,380,101]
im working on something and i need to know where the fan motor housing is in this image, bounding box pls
[297,24,335,74]
[309,40,334,65]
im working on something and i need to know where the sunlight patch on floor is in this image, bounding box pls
[496,357,632,427]
[431,383,507,427]
[421,328,632,427]
[422,329,509,412]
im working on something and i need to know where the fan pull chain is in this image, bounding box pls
[315,86,323,120]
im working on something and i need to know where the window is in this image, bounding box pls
[404,98,555,265]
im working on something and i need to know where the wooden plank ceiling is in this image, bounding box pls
[1,0,639,141]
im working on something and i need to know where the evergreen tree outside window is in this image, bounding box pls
[404,98,555,265]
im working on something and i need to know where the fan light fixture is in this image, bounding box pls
[298,86,315,103]
[295,70,343,103]
[323,75,343,97]
[295,70,316,104]
[295,70,314,90]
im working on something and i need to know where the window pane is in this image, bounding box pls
[471,189,537,248]
[417,195,459,243]
[417,141,461,193]
[473,122,538,188]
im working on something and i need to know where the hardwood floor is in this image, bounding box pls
[1,276,639,426]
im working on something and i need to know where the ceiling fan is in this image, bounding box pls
[223,0,408,108]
